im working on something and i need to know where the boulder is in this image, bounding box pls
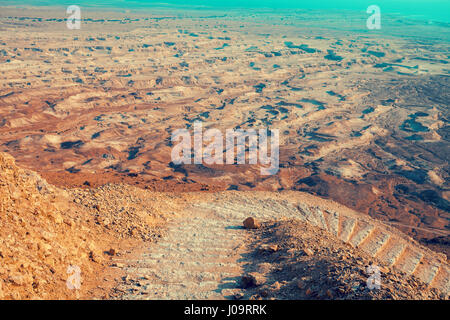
[243,217,260,229]
[240,272,265,288]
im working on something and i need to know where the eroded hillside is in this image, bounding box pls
[0,151,176,299]
[0,8,448,256]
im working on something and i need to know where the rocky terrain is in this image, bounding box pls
[244,220,443,300]
[0,8,448,257]
[0,7,449,300]
[0,152,449,300]
[108,191,449,300]
[0,151,179,299]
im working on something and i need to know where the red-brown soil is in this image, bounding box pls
[0,7,448,282]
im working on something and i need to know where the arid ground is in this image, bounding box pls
[0,6,448,299]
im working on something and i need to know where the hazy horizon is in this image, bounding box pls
[0,0,449,24]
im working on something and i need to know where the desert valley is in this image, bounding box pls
[0,5,448,300]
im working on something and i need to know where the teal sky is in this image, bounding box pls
[0,0,449,23]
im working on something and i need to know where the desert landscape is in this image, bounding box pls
[0,5,448,300]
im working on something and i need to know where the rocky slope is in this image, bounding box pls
[0,7,448,257]
[244,220,444,299]
[0,152,173,299]
[110,191,449,300]
[0,151,448,299]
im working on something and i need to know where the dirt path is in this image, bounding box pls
[110,195,302,299]
[111,206,250,299]
[110,194,449,299]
